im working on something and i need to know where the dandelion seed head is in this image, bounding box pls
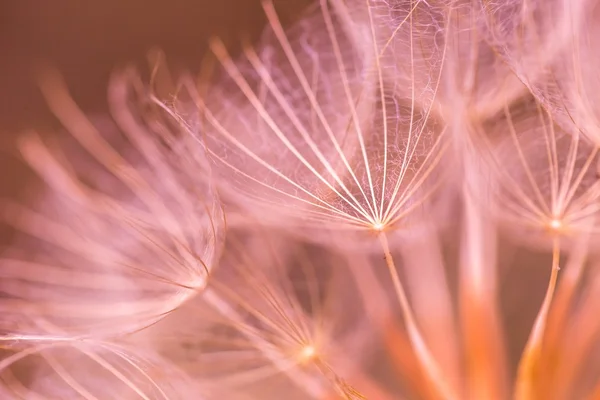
[477,92,600,248]
[160,0,447,251]
[0,69,225,340]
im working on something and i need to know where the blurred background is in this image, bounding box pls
[0,0,310,209]
[0,0,313,133]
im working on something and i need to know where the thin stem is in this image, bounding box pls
[460,186,506,400]
[536,233,589,398]
[378,232,458,400]
[514,236,561,400]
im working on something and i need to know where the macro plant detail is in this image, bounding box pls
[2,0,600,399]
[170,0,446,237]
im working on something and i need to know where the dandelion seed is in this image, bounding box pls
[0,336,194,400]
[482,93,600,247]
[134,227,375,399]
[479,0,586,103]
[0,69,225,340]
[159,0,446,243]
[155,1,456,398]
[471,88,600,399]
